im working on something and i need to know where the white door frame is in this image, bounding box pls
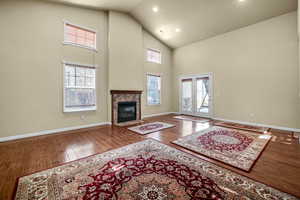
[179,73,213,118]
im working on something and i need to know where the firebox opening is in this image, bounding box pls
[118,101,137,123]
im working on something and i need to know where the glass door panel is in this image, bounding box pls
[196,77,210,114]
[181,79,193,113]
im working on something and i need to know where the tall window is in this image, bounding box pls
[147,74,161,105]
[64,22,96,50]
[147,48,161,64]
[64,62,96,112]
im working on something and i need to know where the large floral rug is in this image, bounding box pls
[14,139,297,200]
[214,121,268,133]
[128,122,175,135]
[173,115,210,123]
[173,126,272,171]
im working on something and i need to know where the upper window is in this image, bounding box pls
[147,74,161,105]
[64,62,96,112]
[147,48,161,64]
[64,22,96,50]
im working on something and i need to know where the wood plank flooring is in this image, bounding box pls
[0,114,299,199]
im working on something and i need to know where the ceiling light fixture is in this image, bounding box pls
[239,0,245,2]
[175,28,181,33]
[152,6,159,13]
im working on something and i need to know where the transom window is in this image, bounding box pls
[146,48,161,64]
[147,74,161,105]
[64,62,96,112]
[64,22,96,50]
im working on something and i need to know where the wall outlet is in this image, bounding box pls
[80,115,86,120]
[249,113,255,117]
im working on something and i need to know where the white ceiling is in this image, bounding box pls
[46,0,143,12]
[131,0,297,48]
[46,0,297,48]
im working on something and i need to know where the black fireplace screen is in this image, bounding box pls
[118,102,137,123]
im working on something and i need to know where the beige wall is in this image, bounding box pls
[108,11,144,91]
[142,31,173,116]
[0,0,108,137]
[108,12,173,117]
[0,1,174,139]
[173,12,300,129]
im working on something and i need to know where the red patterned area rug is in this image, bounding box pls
[173,126,272,171]
[14,139,297,200]
[173,115,210,123]
[128,122,175,135]
[214,121,268,133]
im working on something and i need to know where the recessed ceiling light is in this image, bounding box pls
[175,28,181,33]
[152,6,159,13]
[239,0,245,2]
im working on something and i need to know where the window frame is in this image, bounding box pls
[63,61,97,113]
[146,48,162,64]
[146,73,162,106]
[63,21,97,52]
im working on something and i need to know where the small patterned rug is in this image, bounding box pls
[173,126,272,171]
[293,132,300,144]
[14,139,297,200]
[128,122,175,135]
[214,121,268,133]
[173,115,210,123]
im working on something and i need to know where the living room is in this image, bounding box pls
[0,0,299,199]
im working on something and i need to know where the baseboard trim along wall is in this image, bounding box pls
[142,112,175,119]
[0,122,112,143]
[174,112,300,132]
[0,112,177,143]
[212,117,300,133]
[1,112,298,143]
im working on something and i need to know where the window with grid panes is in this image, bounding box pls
[64,63,96,112]
[146,48,161,64]
[64,23,96,50]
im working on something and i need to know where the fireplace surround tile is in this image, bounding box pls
[110,90,142,126]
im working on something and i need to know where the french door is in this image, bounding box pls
[179,73,213,118]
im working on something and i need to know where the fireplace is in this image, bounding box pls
[118,102,137,123]
[110,90,142,126]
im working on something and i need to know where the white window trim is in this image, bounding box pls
[146,73,162,106]
[63,61,97,113]
[63,20,98,52]
[146,48,162,64]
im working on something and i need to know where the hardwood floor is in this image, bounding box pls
[0,114,299,199]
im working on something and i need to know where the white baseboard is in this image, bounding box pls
[213,117,300,132]
[0,122,111,143]
[0,112,177,143]
[142,112,176,119]
[175,111,300,132]
[1,114,298,143]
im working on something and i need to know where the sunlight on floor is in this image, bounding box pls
[180,121,194,136]
[64,143,95,162]
[195,122,210,132]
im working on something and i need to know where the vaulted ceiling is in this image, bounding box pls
[46,0,297,48]
[46,0,143,12]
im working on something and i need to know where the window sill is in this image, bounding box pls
[147,103,161,106]
[62,41,98,52]
[64,106,97,113]
[146,60,162,64]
